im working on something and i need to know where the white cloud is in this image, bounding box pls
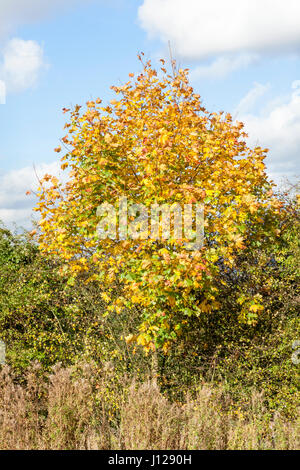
[190,54,258,80]
[139,0,300,60]
[0,162,60,229]
[238,81,300,182]
[0,0,88,40]
[0,38,46,93]
[234,82,270,115]
[0,0,97,94]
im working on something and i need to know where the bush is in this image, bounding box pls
[0,225,155,383]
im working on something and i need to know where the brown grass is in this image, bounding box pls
[0,363,298,450]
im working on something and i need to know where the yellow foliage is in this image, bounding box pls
[35,57,283,352]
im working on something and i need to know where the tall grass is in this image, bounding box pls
[0,362,298,450]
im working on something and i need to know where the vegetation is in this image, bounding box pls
[0,363,298,450]
[0,59,299,449]
[35,58,284,354]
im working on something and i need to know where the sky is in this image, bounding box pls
[0,0,299,229]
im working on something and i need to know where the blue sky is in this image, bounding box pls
[0,0,299,228]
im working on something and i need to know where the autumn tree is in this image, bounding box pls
[35,56,283,354]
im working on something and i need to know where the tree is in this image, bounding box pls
[35,56,284,354]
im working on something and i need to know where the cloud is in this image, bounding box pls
[0,38,46,93]
[190,54,258,80]
[0,162,60,229]
[0,1,99,95]
[238,81,300,183]
[0,0,88,40]
[234,82,270,115]
[139,0,300,60]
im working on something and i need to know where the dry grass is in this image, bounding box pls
[0,363,298,450]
